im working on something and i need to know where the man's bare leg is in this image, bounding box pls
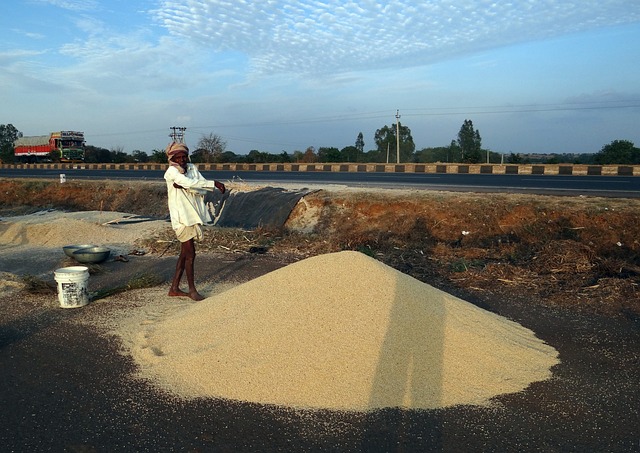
[168,241,190,297]
[168,239,204,301]
[184,239,204,301]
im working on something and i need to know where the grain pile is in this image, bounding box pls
[133,251,559,411]
[0,210,166,248]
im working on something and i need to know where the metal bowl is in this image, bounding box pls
[72,246,111,264]
[63,244,97,258]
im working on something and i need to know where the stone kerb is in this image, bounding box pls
[1,162,639,176]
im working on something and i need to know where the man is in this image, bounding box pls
[164,142,226,301]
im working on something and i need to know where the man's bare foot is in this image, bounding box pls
[168,288,189,297]
[189,290,205,301]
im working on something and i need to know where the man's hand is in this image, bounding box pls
[214,181,226,194]
[173,182,184,189]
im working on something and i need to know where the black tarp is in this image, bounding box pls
[204,187,316,229]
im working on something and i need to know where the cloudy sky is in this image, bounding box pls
[2,0,640,156]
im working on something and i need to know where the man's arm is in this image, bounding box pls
[172,172,225,193]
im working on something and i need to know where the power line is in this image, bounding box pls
[184,101,640,131]
[85,100,640,144]
[402,103,640,118]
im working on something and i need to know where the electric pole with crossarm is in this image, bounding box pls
[169,127,187,143]
[395,110,401,164]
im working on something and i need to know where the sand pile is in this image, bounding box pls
[133,251,559,411]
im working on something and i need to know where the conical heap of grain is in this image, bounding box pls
[135,251,559,411]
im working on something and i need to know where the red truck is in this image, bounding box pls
[14,131,85,163]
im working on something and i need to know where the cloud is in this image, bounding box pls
[0,49,63,92]
[35,0,98,12]
[153,0,640,76]
[11,29,46,40]
[57,34,209,96]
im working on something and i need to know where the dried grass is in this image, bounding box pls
[21,275,56,294]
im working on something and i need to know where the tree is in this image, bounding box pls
[131,150,149,163]
[507,152,522,164]
[415,146,451,163]
[363,149,382,162]
[292,150,304,162]
[197,133,226,163]
[457,119,482,163]
[0,124,20,163]
[340,145,359,162]
[110,146,131,163]
[279,151,292,163]
[446,140,462,162]
[246,150,271,163]
[219,151,239,163]
[189,149,206,163]
[84,145,112,163]
[355,132,364,154]
[149,148,167,163]
[374,123,415,163]
[317,147,341,162]
[594,140,639,165]
[301,146,317,163]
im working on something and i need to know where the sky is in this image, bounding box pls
[2,0,640,156]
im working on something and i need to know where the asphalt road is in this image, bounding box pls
[1,167,639,197]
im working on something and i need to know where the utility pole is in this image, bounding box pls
[395,110,401,164]
[169,126,187,143]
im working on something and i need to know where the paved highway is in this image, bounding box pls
[1,167,639,198]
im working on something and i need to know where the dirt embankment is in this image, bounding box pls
[1,178,639,319]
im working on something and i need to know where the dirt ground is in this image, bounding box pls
[1,178,639,451]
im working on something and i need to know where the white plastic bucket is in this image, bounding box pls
[54,266,90,308]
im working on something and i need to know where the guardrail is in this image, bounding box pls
[2,162,639,175]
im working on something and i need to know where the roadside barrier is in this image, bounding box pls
[2,162,639,176]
